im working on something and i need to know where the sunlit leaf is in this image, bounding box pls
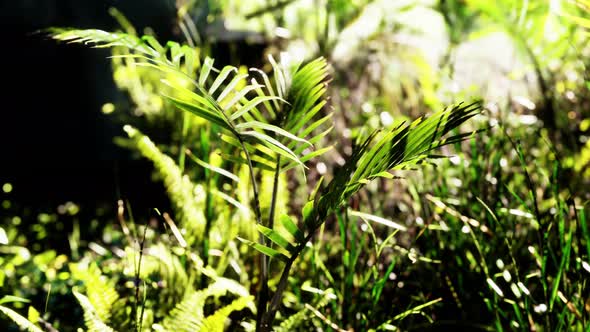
[0,227,7,245]
[186,150,239,182]
[236,237,288,262]
[241,130,305,169]
[302,201,314,225]
[349,210,407,231]
[0,305,43,332]
[280,214,305,243]
[0,296,30,305]
[235,122,311,146]
[165,95,233,132]
[257,225,296,252]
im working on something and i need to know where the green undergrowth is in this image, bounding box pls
[3,1,590,331]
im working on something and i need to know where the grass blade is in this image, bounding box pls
[349,210,408,231]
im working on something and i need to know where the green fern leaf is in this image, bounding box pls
[69,262,119,324]
[253,56,333,171]
[201,296,255,332]
[125,125,206,244]
[0,305,44,332]
[162,278,251,332]
[72,290,117,332]
[51,29,328,174]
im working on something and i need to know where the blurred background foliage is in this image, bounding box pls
[2,0,590,331]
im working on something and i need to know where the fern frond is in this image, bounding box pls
[162,278,252,332]
[275,287,336,332]
[201,296,255,332]
[123,243,189,310]
[161,289,206,331]
[72,290,117,332]
[69,262,119,324]
[124,125,206,245]
[0,306,43,332]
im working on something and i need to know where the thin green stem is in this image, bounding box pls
[320,0,330,55]
[341,209,350,327]
[268,156,282,231]
[261,156,282,317]
[504,130,552,329]
[178,112,189,173]
[133,222,148,332]
[201,156,213,288]
[236,137,267,332]
[261,231,314,331]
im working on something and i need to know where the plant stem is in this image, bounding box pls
[133,222,148,332]
[178,112,189,173]
[268,156,281,231]
[201,155,213,288]
[236,137,267,332]
[260,232,315,331]
[341,209,350,328]
[255,158,283,331]
[256,157,282,331]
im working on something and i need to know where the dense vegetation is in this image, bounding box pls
[2,0,590,331]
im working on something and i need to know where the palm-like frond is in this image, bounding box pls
[127,55,300,175]
[238,103,481,261]
[49,29,198,75]
[251,56,333,172]
[256,102,481,328]
[237,213,306,261]
[162,56,320,174]
[312,101,482,226]
[50,29,200,119]
[50,29,332,176]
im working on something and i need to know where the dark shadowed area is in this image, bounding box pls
[0,1,176,211]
